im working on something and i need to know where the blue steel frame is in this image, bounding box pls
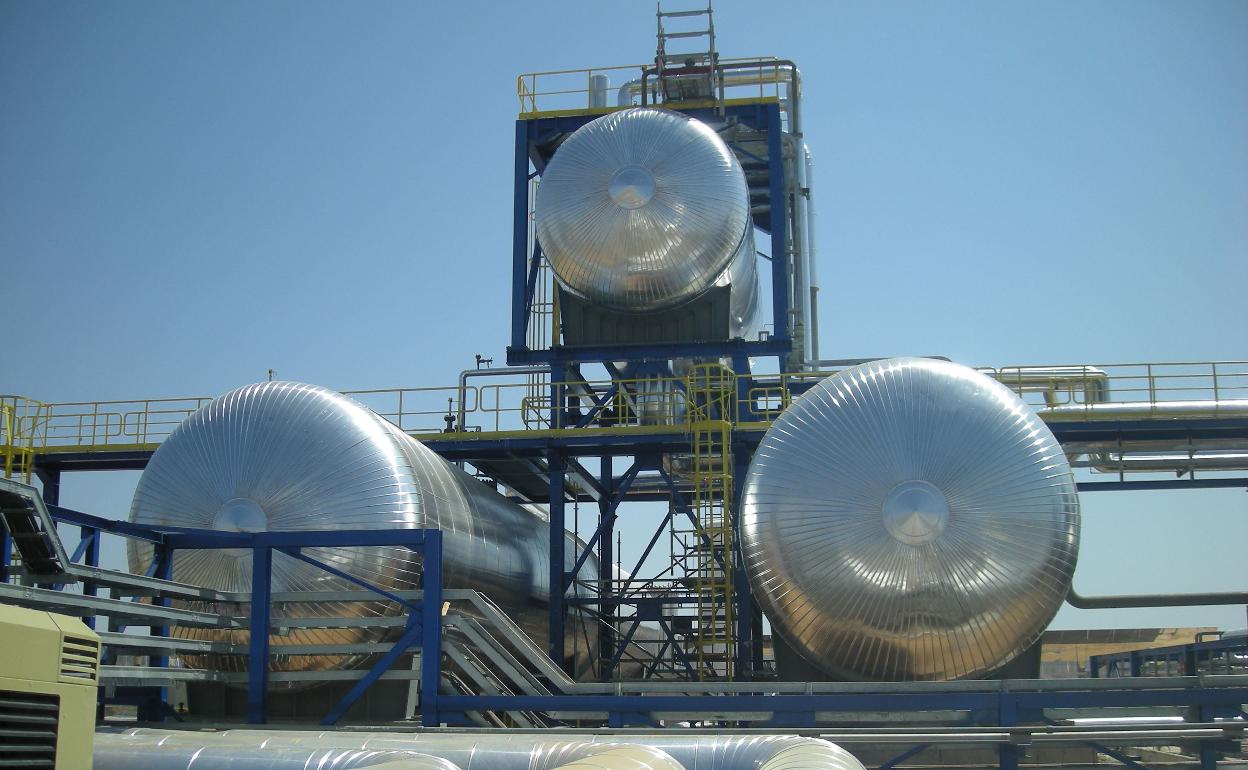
[506,101,793,369]
[1091,635,1248,679]
[39,505,444,728]
[14,499,1248,770]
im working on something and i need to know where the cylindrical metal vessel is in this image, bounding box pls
[128,381,595,678]
[105,729,866,770]
[535,107,759,337]
[742,358,1080,681]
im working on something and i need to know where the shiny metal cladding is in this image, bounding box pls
[128,381,594,679]
[534,107,759,337]
[742,358,1080,681]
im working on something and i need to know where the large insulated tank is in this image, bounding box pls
[742,358,1080,681]
[128,381,596,678]
[535,107,760,339]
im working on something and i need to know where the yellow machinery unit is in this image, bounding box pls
[0,605,99,769]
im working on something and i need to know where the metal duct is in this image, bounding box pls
[127,381,596,679]
[550,746,684,770]
[106,730,865,770]
[742,358,1081,681]
[1040,398,1248,420]
[93,739,461,770]
[534,107,760,337]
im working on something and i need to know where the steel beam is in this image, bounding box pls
[246,546,272,724]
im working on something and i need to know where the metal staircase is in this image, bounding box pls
[675,363,736,679]
[0,478,583,725]
[655,3,720,106]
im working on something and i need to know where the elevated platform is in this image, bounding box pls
[6,361,1247,498]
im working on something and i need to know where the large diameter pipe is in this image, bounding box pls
[127,381,598,679]
[1040,398,1248,420]
[93,740,461,770]
[105,730,865,770]
[552,746,684,770]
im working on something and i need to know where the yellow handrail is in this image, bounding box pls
[515,56,789,117]
[3,361,1244,458]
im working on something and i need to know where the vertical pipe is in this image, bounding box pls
[421,530,442,727]
[511,120,532,355]
[589,74,609,109]
[790,137,809,367]
[803,144,820,362]
[766,103,790,371]
[247,544,272,724]
[548,451,567,672]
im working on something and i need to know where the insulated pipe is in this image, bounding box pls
[589,74,610,109]
[457,365,548,434]
[92,740,461,770]
[1066,587,1248,609]
[1071,451,1248,473]
[992,366,1110,404]
[803,142,819,363]
[105,730,864,770]
[788,134,810,367]
[126,381,600,680]
[551,746,684,770]
[1039,398,1248,420]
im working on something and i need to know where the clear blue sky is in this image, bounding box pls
[2,1,1245,631]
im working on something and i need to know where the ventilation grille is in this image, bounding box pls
[0,690,58,768]
[59,635,100,684]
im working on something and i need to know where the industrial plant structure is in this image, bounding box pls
[0,5,1245,770]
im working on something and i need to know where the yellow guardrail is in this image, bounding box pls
[1,396,50,482]
[516,57,789,117]
[2,362,1245,467]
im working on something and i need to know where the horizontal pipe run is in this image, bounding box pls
[1067,587,1248,609]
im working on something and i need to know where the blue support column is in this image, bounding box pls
[548,451,567,671]
[421,530,443,727]
[510,119,532,355]
[80,526,100,629]
[150,543,174,722]
[598,456,615,681]
[997,692,1020,770]
[36,469,60,507]
[766,102,790,370]
[246,544,272,724]
[150,545,173,666]
[0,530,10,582]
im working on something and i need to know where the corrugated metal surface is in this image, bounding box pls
[535,107,758,335]
[742,358,1080,681]
[128,381,594,678]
